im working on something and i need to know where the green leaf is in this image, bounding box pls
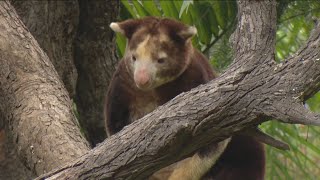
[191,1,212,45]
[179,0,193,18]
[211,1,228,29]
[159,1,179,19]
[227,0,237,20]
[272,156,291,179]
[172,0,182,13]
[132,0,149,17]
[121,0,138,18]
[177,1,193,25]
[281,125,320,157]
[205,6,220,37]
[306,91,320,112]
[115,34,126,57]
[141,0,162,17]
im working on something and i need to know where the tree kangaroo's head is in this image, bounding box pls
[110,17,197,90]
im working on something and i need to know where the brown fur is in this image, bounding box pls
[105,17,265,180]
[104,48,214,134]
[203,136,265,180]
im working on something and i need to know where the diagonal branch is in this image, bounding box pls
[282,22,320,100]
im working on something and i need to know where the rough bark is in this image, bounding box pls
[11,0,120,145]
[11,0,79,97]
[0,129,34,180]
[37,0,320,179]
[0,1,90,176]
[74,0,120,145]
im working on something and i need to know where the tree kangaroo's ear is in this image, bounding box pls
[161,18,197,42]
[110,19,142,39]
[177,26,197,40]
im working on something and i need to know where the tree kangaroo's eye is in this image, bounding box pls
[132,55,136,62]
[157,58,165,64]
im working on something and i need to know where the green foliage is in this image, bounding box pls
[210,32,234,72]
[116,1,320,179]
[307,92,320,113]
[262,118,320,179]
[276,1,320,61]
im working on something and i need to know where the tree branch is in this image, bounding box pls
[279,8,320,23]
[266,99,320,126]
[239,128,290,150]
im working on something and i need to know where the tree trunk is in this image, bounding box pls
[11,0,120,146]
[36,0,320,179]
[74,0,120,145]
[11,0,79,97]
[0,1,90,176]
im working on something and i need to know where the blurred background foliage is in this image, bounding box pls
[116,0,320,179]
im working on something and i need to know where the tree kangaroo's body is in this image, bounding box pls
[105,17,265,180]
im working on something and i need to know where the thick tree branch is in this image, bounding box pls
[280,22,320,100]
[36,0,320,179]
[0,1,90,176]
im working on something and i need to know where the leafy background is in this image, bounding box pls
[116,0,320,179]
